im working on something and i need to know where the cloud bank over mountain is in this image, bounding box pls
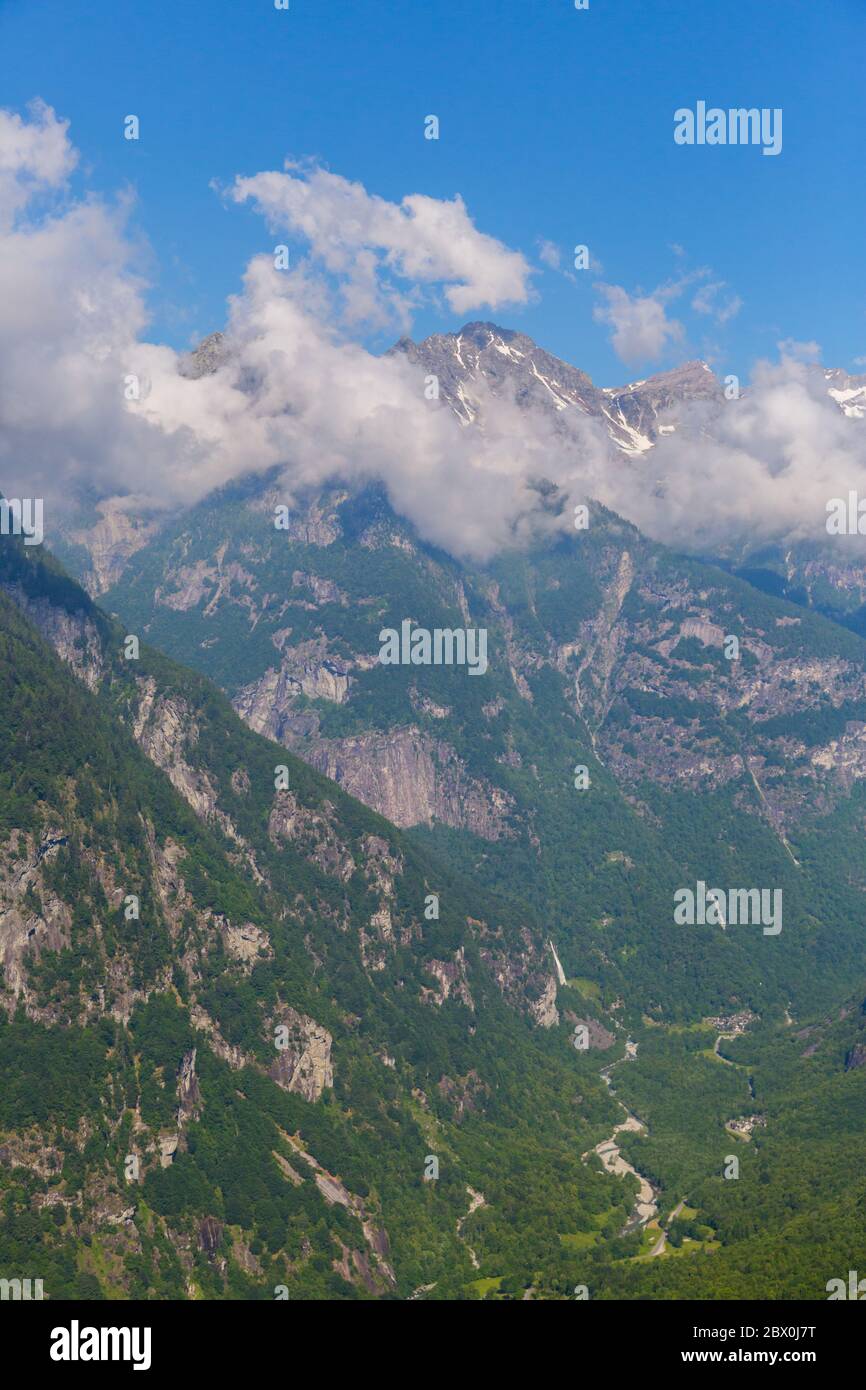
[2,103,865,563]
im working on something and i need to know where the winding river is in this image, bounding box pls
[584,1028,758,1251]
[583,1040,659,1233]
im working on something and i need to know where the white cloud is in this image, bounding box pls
[2,104,863,572]
[226,163,533,325]
[0,100,77,231]
[537,239,561,271]
[593,283,684,364]
[777,337,822,364]
[595,264,742,365]
[596,357,866,556]
[0,107,583,561]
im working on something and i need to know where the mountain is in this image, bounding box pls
[391,320,722,454]
[11,500,866,1300]
[388,323,866,648]
[83,468,866,1021]
[0,531,628,1300]
[15,318,866,1301]
[823,366,866,420]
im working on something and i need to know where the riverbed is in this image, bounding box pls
[583,1042,659,1232]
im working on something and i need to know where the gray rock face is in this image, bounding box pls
[68,499,159,597]
[390,321,722,454]
[178,331,230,379]
[0,584,104,690]
[422,948,475,1011]
[269,1008,334,1101]
[566,1016,616,1050]
[303,726,516,838]
[0,829,71,1010]
[233,640,352,738]
[475,924,560,1029]
[176,1049,202,1123]
[268,789,357,881]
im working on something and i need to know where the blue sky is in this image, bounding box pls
[1,0,863,383]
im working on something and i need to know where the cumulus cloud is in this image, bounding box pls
[0,106,591,561]
[777,337,822,364]
[593,282,685,364]
[596,267,742,364]
[0,107,173,509]
[601,357,866,556]
[129,254,608,559]
[226,163,533,326]
[0,100,77,230]
[2,103,864,571]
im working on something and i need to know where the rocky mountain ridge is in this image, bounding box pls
[391,320,722,453]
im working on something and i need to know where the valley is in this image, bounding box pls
[6,332,866,1301]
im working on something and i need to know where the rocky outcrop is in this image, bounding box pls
[220,921,272,969]
[280,1128,396,1290]
[234,642,351,739]
[0,830,72,1012]
[564,1015,616,1050]
[178,331,230,379]
[0,584,104,690]
[422,948,475,1011]
[438,1073,488,1122]
[154,560,222,613]
[290,571,348,607]
[189,1005,248,1072]
[473,923,560,1028]
[177,1049,202,1124]
[269,1008,334,1101]
[675,617,726,649]
[268,791,356,882]
[68,498,159,597]
[391,321,720,453]
[303,727,515,838]
[159,1135,179,1168]
[529,975,560,1029]
[133,682,218,819]
[571,549,634,733]
[133,679,263,880]
[247,489,344,547]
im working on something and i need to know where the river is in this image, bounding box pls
[583,1041,659,1233]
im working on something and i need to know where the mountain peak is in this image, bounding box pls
[391,323,720,452]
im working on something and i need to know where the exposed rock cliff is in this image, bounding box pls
[269,1008,334,1102]
[303,727,515,838]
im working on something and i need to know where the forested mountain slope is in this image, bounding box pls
[81,473,866,1023]
[7,503,866,1298]
[0,537,627,1300]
